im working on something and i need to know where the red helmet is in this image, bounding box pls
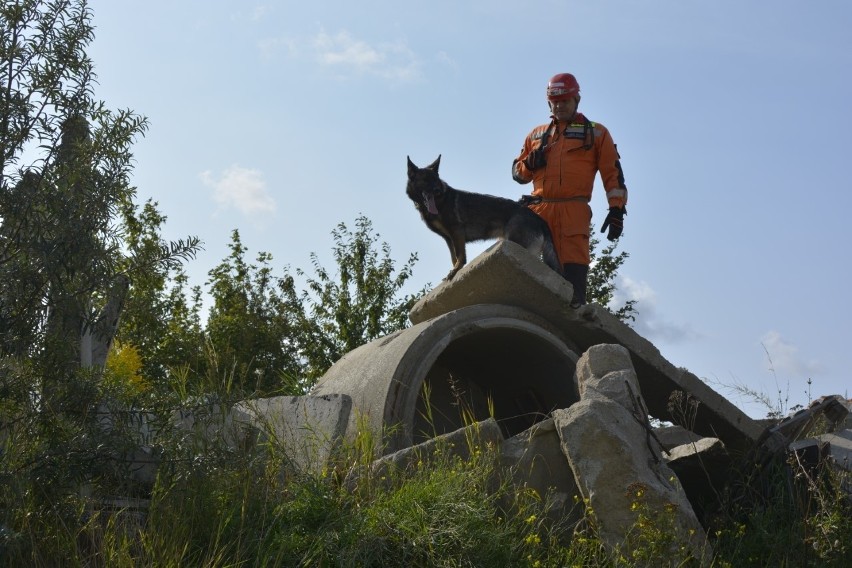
[546,73,580,101]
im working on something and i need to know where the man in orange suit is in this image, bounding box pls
[513,72,628,308]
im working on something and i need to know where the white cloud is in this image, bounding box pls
[760,330,824,380]
[315,30,381,66]
[258,28,421,82]
[200,165,277,217]
[312,30,421,81]
[613,276,702,343]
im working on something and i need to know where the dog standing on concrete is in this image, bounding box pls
[406,155,562,281]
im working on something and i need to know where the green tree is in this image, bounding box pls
[280,215,427,387]
[117,198,206,393]
[1,1,198,366]
[198,217,425,397]
[204,229,300,394]
[588,232,637,323]
[0,0,199,509]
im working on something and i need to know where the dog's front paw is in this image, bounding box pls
[444,268,460,281]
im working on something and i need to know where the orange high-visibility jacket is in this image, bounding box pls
[512,112,627,265]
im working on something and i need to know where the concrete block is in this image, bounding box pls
[234,394,352,474]
[345,418,504,490]
[500,417,583,527]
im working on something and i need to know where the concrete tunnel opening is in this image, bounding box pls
[411,325,580,443]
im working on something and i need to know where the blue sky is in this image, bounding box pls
[87,0,852,418]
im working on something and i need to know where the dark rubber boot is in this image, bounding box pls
[563,263,589,308]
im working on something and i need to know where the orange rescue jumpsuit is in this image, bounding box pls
[512,112,627,265]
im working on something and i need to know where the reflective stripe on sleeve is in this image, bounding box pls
[606,188,627,200]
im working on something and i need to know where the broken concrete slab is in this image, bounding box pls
[789,431,852,474]
[555,400,711,563]
[667,437,728,462]
[831,429,852,443]
[344,418,504,491]
[409,241,573,327]
[837,399,852,431]
[654,425,706,451]
[789,432,852,503]
[665,437,731,524]
[500,417,583,528]
[234,394,352,474]
[756,395,851,458]
[555,346,711,563]
[409,240,762,452]
[171,401,248,452]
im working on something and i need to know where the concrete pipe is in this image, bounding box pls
[311,304,580,455]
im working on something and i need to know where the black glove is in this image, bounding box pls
[518,194,542,207]
[600,207,625,241]
[523,147,547,171]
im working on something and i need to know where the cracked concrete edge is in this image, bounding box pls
[409,240,575,325]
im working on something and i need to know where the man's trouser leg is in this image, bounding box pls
[563,263,589,308]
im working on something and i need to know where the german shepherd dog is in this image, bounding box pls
[406,155,562,280]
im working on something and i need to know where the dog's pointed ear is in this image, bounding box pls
[427,155,441,172]
[407,155,417,173]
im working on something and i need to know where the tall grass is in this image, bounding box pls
[1,381,850,566]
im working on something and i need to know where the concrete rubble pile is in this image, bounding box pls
[119,241,851,559]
